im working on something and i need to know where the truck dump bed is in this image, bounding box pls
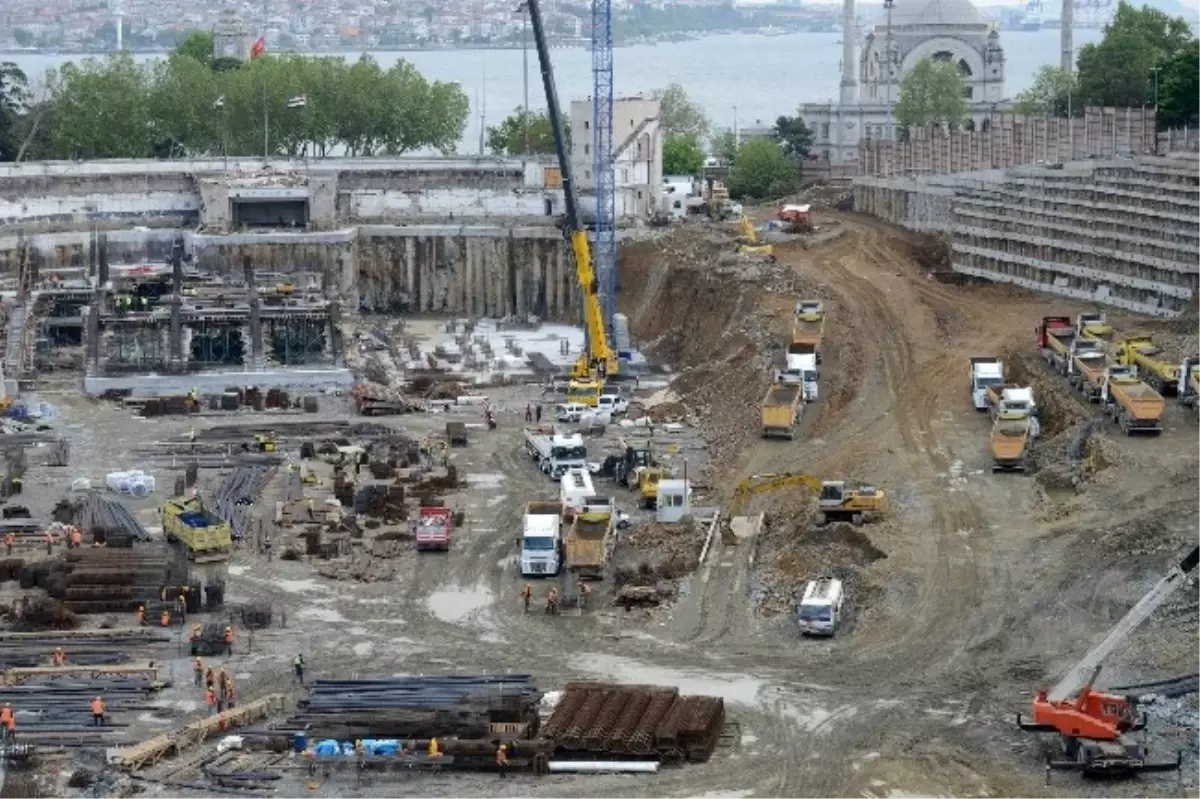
[565,506,613,578]
[1110,381,1165,420]
[761,383,803,439]
[990,414,1030,472]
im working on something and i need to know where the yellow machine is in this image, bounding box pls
[633,466,665,509]
[525,0,620,391]
[253,434,277,452]
[161,496,233,559]
[275,281,296,295]
[1114,336,1180,396]
[730,472,886,526]
[737,216,775,258]
[566,378,603,407]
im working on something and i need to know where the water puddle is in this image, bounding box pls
[352,641,375,657]
[466,473,506,489]
[296,607,347,623]
[425,581,494,623]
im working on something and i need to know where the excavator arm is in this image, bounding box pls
[526,0,618,381]
[730,473,824,516]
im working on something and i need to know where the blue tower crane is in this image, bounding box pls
[590,0,616,333]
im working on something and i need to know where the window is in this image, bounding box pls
[673,200,681,209]
[584,144,590,155]
[621,169,628,182]
[964,86,974,99]
[586,170,591,179]
[821,123,830,140]
[637,190,643,199]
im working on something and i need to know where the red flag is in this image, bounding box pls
[250,37,266,58]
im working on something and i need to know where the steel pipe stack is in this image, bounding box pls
[56,493,151,542]
[290,675,542,740]
[214,466,274,540]
[39,548,178,613]
[0,675,157,747]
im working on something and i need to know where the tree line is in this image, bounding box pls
[0,31,471,162]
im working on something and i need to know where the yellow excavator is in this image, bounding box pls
[730,472,886,526]
[737,216,775,259]
[527,0,620,394]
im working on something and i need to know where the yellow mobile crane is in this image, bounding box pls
[528,0,620,404]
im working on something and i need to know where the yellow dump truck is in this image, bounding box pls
[1068,342,1110,402]
[761,382,803,440]
[1100,365,1164,435]
[792,300,825,364]
[1075,312,1113,342]
[564,499,615,580]
[162,496,233,559]
[990,411,1034,473]
[1115,336,1180,396]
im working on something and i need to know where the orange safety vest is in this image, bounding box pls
[205,690,216,706]
[0,707,12,725]
[71,530,82,545]
[91,699,104,715]
[160,610,170,626]
[495,748,507,765]
[44,532,53,543]
[4,533,13,545]
[224,628,234,643]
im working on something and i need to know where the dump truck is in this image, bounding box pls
[520,501,563,577]
[1115,336,1180,396]
[1036,316,1079,375]
[564,497,615,580]
[162,496,232,560]
[761,382,803,440]
[1179,357,1199,409]
[778,350,819,401]
[792,301,825,364]
[1069,341,1110,402]
[1100,365,1164,435]
[990,410,1036,473]
[970,357,1005,410]
[415,505,453,552]
[985,384,1036,420]
[1076,312,1113,342]
[523,426,587,479]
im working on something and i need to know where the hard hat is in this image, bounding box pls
[93,696,101,701]
[138,605,144,611]
[499,744,507,751]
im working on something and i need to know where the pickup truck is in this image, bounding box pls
[761,382,803,440]
[1069,341,1110,402]
[791,301,825,364]
[1100,365,1164,435]
[969,357,1005,410]
[415,505,453,552]
[520,501,563,577]
[1115,336,1180,396]
[564,498,615,580]
[984,384,1036,420]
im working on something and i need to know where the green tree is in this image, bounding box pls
[51,54,154,159]
[486,107,565,155]
[147,55,220,157]
[1157,45,1199,128]
[173,30,215,66]
[894,57,969,131]
[662,132,704,175]
[772,114,812,161]
[709,128,737,163]
[725,138,795,200]
[1075,1,1194,109]
[0,63,30,161]
[650,83,708,138]
[1014,66,1075,117]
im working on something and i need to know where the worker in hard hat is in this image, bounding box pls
[519,584,533,613]
[193,657,204,686]
[4,532,13,556]
[205,687,217,715]
[136,606,146,626]
[427,736,442,771]
[91,696,106,726]
[160,608,170,627]
[293,653,305,684]
[494,742,508,778]
[51,647,67,666]
[0,702,15,742]
[545,586,559,616]
[223,625,234,655]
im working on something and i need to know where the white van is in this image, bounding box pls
[797,578,844,636]
[556,403,588,423]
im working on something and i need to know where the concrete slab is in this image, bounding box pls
[82,368,355,396]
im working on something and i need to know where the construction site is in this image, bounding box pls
[0,3,1198,799]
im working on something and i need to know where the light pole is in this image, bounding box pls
[732,105,738,148]
[1151,66,1161,108]
[883,0,895,141]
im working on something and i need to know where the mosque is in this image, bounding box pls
[799,0,1007,167]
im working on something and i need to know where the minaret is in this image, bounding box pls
[840,0,858,105]
[1060,0,1074,74]
[114,0,123,51]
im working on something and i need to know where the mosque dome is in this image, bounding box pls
[888,0,986,26]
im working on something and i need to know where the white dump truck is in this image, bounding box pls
[520,501,563,577]
[523,426,587,479]
[778,351,819,401]
[969,357,1005,410]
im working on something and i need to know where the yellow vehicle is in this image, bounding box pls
[737,216,774,258]
[275,281,296,295]
[990,410,1033,473]
[633,466,664,509]
[161,496,233,558]
[1075,312,1113,342]
[1114,336,1180,396]
[566,379,602,408]
[564,500,615,579]
[761,383,803,440]
[731,473,886,526]
[253,434,277,452]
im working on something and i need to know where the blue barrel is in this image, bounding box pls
[293,732,308,753]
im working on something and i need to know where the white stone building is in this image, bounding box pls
[800,0,1006,169]
[570,97,664,221]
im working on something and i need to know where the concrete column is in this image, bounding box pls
[88,229,97,281]
[85,305,100,374]
[840,0,858,106]
[329,299,344,366]
[1060,0,1074,75]
[242,254,254,290]
[97,234,110,288]
[249,297,264,370]
[171,236,184,295]
[169,298,183,371]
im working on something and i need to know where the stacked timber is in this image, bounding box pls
[541,681,725,763]
[290,675,541,740]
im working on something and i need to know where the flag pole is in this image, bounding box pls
[262,72,269,162]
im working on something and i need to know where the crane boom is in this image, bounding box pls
[525,0,619,381]
[1048,546,1199,702]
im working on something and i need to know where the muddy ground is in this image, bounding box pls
[4,211,1197,799]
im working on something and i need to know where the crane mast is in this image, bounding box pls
[591,0,616,333]
[525,0,619,382]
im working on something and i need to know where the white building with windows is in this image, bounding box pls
[799,0,1006,168]
[570,97,664,221]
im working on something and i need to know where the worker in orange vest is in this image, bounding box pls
[90,696,105,726]
[223,625,234,655]
[70,529,82,549]
[160,608,170,627]
[136,605,146,626]
[205,667,215,692]
[494,743,508,778]
[519,584,533,613]
[44,530,54,555]
[205,688,217,715]
[4,532,14,556]
[545,587,559,615]
[0,703,14,742]
[193,657,204,686]
[51,647,66,666]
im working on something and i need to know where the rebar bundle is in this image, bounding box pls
[214,466,274,539]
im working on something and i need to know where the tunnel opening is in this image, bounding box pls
[189,325,246,366]
[231,199,309,229]
[270,318,327,365]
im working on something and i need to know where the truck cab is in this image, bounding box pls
[547,433,587,479]
[969,357,1005,410]
[797,578,844,636]
[560,466,596,513]
[520,504,562,577]
[778,353,819,401]
[415,506,453,552]
[566,380,602,408]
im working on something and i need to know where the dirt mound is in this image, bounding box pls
[614,518,705,584]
